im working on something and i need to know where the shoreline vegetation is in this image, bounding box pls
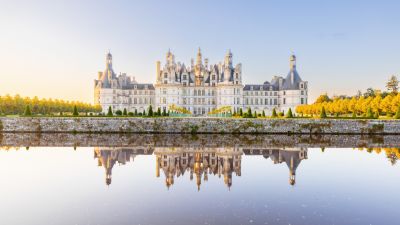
[0,76,399,120]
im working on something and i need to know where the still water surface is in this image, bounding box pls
[0,134,398,225]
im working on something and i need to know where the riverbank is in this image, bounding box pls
[1,117,400,134]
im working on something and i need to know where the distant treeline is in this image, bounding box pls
[0,94,102,115]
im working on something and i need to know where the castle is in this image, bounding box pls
[94,49,308,115]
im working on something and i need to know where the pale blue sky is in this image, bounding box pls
[1,0,399,102]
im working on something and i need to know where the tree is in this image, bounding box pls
[364,87,376,97]
[247,108,252,117]
[271,108,277,118]
[395,106,400,119]
[134,109,138,116]
[162,108,167,116]
[24,105,32,116]
[123,108,128,116]
[239,108,243,117]
[157,107,161,116]
[148,105,153,117]
[73,105,79,116]
[107,106,113,116]
[315,94,331,103]
[366,107,374,118]
[286,108,293,118]
[253,111,257,118]
[262,110,265,117]
[386,75,399,94]
[320,106,327,118]
[374,111,379,119]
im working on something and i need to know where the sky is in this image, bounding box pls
[1,0,399,103]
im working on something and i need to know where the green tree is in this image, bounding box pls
[24,105,32,116]
[374,111,379,119]
[162,108,167,116]
[286,108,293,118]
[123,108,128,116]
[239,108,243,117]
[320,106,327,118]
[253,111,257,118]
[134,109,138,116]
[366,107,374,118]
[107,106,113,116]
[73,105,79,116]
[157,107,161,116]
[247,108,252,118]
[148,105,153,117]
[262,110,265,117]
[395,106,400,119]
[271,108,277,118]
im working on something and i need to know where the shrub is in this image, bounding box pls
[73,105,79,116]
[271,108,277,118]
[278,112,284,117]
[239,108,243,117]
[157,107,161,116]
[262,110,265,117]
[320,106,327,118]
[285,108,293,118]
[162,108,167,116]
[148,105,153,117]
[128,112,134,116]
[123,108,128,116]
[366,107,374,118]
[115,110,122,116]
[24,105,32,116]
[134,109,138,116]
[352,111,356,118]
[247,108,252,117]
[395,106,400,119]
[107,106,113,116]
[374,111,379,119]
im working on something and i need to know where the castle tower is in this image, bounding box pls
[195,48,203,86]
[224,50,233,82]
[156,61,161,83]
[106,51,112,70]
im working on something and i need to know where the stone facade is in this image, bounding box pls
[94,50,308,115]
[1,117,399,134]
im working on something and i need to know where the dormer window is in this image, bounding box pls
[164,73,168,78]
[212,75,216,80]
[183,75,187,80]
[134,85,137,89]
[300,83,304,89]
[144,85,148,89]
[250,86,253,91]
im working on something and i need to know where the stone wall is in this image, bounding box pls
[0,117,400,134]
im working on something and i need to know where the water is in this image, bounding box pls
[0,134,398,225]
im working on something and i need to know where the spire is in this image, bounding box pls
[225,49,233,68]
[196,47,202,65]
[106,51,112,69]
[290,54,296,70]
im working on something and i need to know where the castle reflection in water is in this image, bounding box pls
[94,146,307,189]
